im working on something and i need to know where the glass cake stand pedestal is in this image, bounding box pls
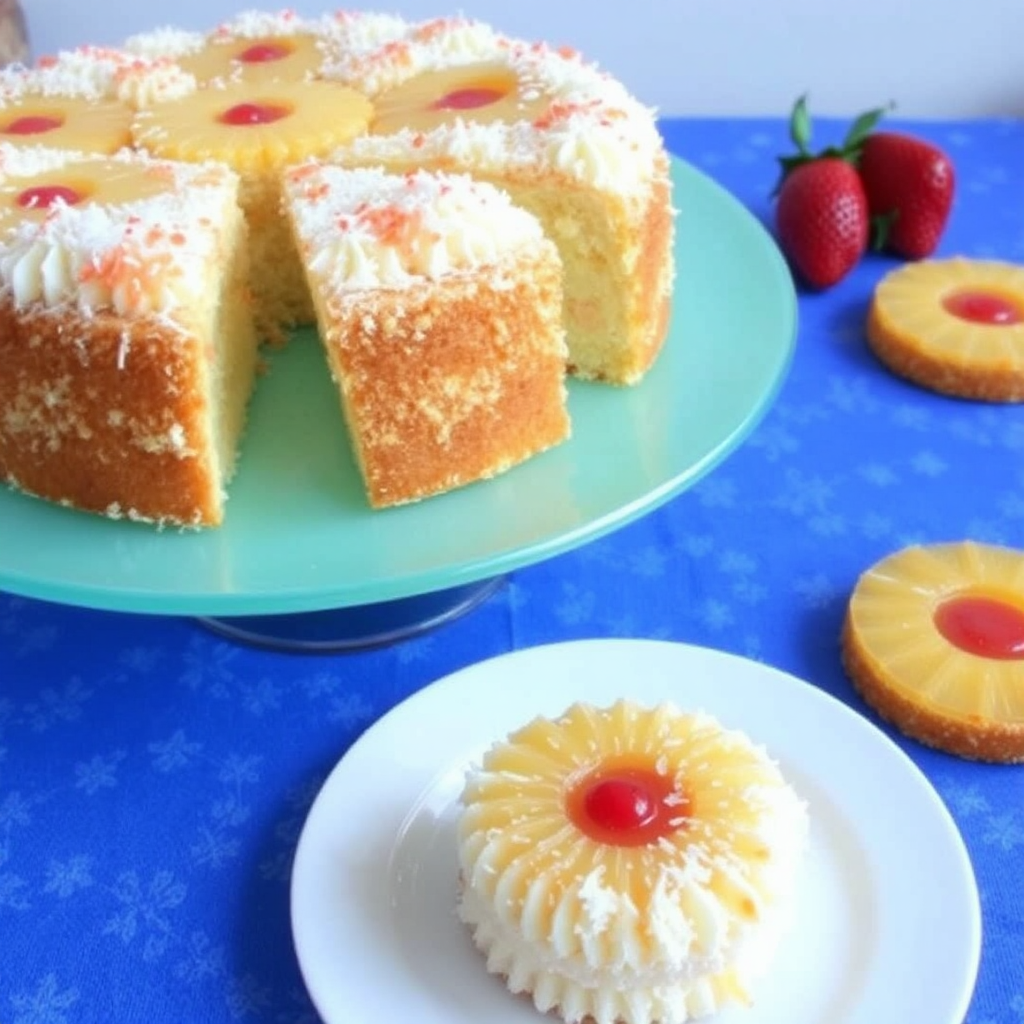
[196,576,506,653]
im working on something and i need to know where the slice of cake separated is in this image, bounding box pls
[281,163,571,508]
[325,17,676,385]
[126,9,389,342]
[0,144,258,527]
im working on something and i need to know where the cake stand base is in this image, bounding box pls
[196,576,506,654]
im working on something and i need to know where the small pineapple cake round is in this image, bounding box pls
[867,257,1024,401]
[843,540,1024,762]
[282,164,570,508]
[124,8,407,87]
[328,17,675,386]
[132,75,372,336]
[457,699,808,1024]
[0,144,258,527]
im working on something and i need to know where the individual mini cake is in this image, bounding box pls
[867,257,1024,401]
[123,8,408,87]
[0,144,258,526]
[843,540,1024,762]
[282,163,570,508]
[131,75,372,338]
[327,17,675,385]
[458,699,808,1024]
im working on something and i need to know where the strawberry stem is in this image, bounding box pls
[772,95,895,198]
[870,209,899,251]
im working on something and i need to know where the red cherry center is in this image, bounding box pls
[566,764,684,847]
[943,290,1023,326]
[237,41,292,63]
[3,114,63,136]
[16,184,82,210]
[432,87,504,111]
[218,102,290,126]
[934,594,1024,660]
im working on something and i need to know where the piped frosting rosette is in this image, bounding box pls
[457,699,808,1024]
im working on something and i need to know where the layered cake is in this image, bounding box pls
[457,699,808,1024]
[0,8,675,526]
[283,163,570,507]
[843,540,1024,762]
[0,144,257,526]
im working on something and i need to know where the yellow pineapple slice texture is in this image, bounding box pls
[843,540,1024,762]
[131,78,372,172]
[0,157,175,233]
[132,78,372,336]
[176,32,328,85]
[0,94,131,155]
[369,61,550,137]
[867,257,1024,401]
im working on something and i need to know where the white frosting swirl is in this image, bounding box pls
[284,164,547,290]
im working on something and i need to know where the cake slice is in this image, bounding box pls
[0,145,258,527]
[325,18,675,385]
[281,163,571,508]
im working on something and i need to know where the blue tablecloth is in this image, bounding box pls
[2,116,1023,1024]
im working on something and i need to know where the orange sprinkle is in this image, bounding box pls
[356,203,422,251]
[79,243,173,299]
[170,231,186,245]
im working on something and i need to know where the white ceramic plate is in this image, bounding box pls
[290,639,981,1024]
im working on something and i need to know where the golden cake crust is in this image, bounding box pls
[0,299,223,526]
[319,251,569,508]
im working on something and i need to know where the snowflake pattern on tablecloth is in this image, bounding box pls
[1,118,1023,1022]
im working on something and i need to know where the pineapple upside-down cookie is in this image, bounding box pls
[843,541,1024,762]
[867,258,1024,401]
[457,699,808,1024]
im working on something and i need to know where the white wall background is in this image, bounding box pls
[23,0,1024,118]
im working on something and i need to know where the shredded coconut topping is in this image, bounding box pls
[284,163,545,290]
[328,20,663,196]
[0,147,238,316]
[1,47,194,108]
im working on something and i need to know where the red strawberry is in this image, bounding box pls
[776,159,869,288]
[773,96,881,288]
[858,131,955,258]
